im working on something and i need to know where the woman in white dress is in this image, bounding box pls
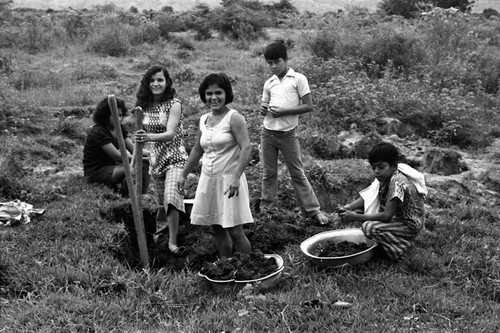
[177,73,253,258]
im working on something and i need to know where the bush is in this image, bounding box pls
[129,21,160,45]
[377,0,421,18]
[210,5,271,40]
[0,0,13,24]
[307,31,337,60]
[86,22,130,57]
[155,13,187,39]
[360,27,425,76]
[11,70,66,90]
[432,0,474,11]
[62,13,89,40]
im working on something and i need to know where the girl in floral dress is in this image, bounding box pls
[134,65,188,256]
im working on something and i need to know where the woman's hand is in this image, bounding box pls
[224,176,240,198]
[134,129,148,143]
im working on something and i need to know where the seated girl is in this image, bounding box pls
[83,97,150,196]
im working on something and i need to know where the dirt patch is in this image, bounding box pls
[103,201,330,271]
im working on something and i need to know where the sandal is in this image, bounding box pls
[169,246,187,257]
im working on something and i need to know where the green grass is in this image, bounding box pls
[1,4,500,332]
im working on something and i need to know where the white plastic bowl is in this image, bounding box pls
[198,254,284,293]
[300,229,378,267]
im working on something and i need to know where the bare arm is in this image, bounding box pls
[135,102,182,143]
[268,93,313,118]
[101,141,132,162]
[224,112,252,198]
[340,197,365,213]
[340,198,399,223]
[229,112,251,179]
[177,131,204,192]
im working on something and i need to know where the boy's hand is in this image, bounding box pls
[259,104,269,116]
[268,106,283,118]
[339,210,358,223]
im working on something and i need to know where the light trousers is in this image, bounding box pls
[260,127,321,217]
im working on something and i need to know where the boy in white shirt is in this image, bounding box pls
[259,41,329,225]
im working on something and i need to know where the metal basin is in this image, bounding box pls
[300,229,378,267]
[198,254,284,293]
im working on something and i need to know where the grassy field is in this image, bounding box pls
[1,2,500,332]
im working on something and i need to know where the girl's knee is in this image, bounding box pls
[227,226,246,240]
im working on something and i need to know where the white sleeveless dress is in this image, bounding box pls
[190,109,254,228]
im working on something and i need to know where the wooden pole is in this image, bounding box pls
[108,95,149,269]
[134,107,144,206]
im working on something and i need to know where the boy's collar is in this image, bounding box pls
[272,67,294,80]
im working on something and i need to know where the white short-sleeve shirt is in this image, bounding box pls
[261,68,311,131]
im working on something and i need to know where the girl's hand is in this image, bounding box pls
[224,176,240,198]
[177,177,186,195]
[134,129,148,143]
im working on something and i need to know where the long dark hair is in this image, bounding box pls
[135,65,176,108]
[92,97,128,127]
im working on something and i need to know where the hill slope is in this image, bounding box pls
[12,0,499,13]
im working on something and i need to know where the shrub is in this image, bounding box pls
[360,27,425,76]
[52,118,86,142]
[11,70,66,91]
[62,13,89,40]
[307,31,337,60]
[129,21,160,45]
[86,22,130,57]
[432,0,474,11]
[155,13,187,39]
[377,0,421,18]
[0,0,13,24]
[210,5,271,41]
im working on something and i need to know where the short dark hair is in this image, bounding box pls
[264,41,288,61]
[92,97,128,127]
[198,73,234,104]
[135,65,175,108]
[368,142,399,166]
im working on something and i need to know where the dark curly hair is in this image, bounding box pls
[368,142,399,166]
[135,65,176,108]
[92,97,128,127]
[198,73,234,104]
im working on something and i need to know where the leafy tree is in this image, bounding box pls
[377,0,421,18]
[210,1,272,40]
[0,0,13,23]
[432,0,474,12]
[378,0,474,18]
